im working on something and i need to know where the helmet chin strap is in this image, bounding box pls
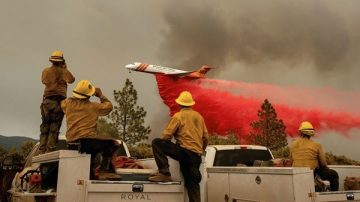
[73,91,91,98]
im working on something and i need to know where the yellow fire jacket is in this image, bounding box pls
[290,137,328,169]
[61,95,112,142]
[161,108,209,155]
[42,66,75,98]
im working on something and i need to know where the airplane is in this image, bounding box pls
[125,62,213,79]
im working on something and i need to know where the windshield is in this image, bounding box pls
[213,149,273,166]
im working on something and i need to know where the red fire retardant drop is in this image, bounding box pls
[155,74,360,139]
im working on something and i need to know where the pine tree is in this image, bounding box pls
[109,78,151,145]
[97,118,118,139]
[247,99,288,150]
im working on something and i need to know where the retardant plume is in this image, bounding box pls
[155,74,360,139]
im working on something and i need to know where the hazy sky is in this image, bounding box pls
[0,1,359,159]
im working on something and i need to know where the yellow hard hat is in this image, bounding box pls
[49,50,65,62]
[73,80,96,99]
[175,91,195,106]
[298,121,315,136]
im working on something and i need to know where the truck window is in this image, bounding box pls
[213,149,273,166]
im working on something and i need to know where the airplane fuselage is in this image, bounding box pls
[125,62,190,75]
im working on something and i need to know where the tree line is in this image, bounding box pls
[0,140,36,168]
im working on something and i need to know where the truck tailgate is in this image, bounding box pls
[86,180,184,202]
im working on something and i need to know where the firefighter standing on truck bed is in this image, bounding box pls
[148,91,209,202]
[290,121,339,191]
[39,50,75,154]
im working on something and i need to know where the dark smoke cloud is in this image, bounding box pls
[158,0,360,74]
[159,2,229,68]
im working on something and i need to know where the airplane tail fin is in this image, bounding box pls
[187,65,214,78]
[198,65,213,75]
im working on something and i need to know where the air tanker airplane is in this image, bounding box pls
[125,62,213,79]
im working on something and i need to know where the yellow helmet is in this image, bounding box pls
[49,50,65,62]
[298,121,315,136]
[73,80,96,99]
[175,91,195,106]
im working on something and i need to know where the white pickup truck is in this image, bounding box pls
[8,138,360,202]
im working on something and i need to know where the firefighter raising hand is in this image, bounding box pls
[95,87,103,97]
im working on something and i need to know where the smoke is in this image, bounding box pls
[158,0,360,87]
[155,74,360,138]
[159,2,229,67]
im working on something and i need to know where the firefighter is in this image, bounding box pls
[61,80,120,180]
[148,91,209,202]
[290,121,339,191]
[39,50,75,154]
